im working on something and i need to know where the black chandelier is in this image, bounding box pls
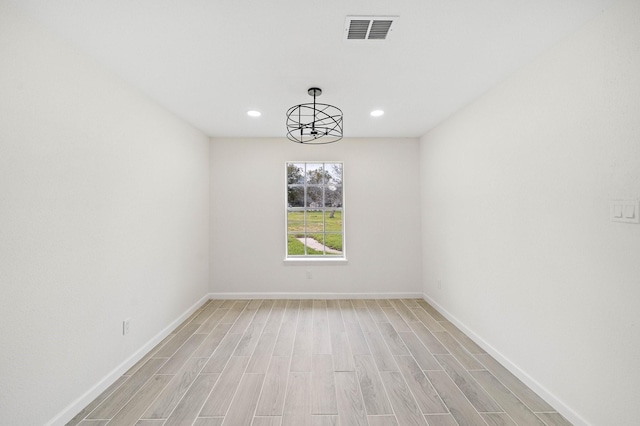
[286,88,343,144]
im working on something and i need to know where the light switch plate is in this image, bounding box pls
[613,204,623,218]
[611,200,640,223]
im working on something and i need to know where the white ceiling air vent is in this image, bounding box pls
[345,16,397,41]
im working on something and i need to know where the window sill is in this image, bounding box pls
[283,257,348,265]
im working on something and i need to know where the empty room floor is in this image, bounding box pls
[67,299,572,426]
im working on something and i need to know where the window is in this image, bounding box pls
[286,162,344,259]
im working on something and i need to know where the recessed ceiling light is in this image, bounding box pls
[247,110,261,117]
[370,110,384,117]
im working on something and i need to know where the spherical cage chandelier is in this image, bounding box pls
[286,88,343,144]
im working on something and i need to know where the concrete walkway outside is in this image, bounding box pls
[297,237,342,254]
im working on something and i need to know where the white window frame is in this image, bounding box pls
[284,161,346,262]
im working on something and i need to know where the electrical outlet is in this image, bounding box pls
[123,318,130,335]
[306,270,312,279]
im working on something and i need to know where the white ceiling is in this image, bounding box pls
[9,0,617,139]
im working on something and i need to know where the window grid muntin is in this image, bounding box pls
[286,162,344,258]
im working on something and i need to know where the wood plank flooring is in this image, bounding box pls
[67,299,571,426]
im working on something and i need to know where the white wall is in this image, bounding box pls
[0,4,210,425]
[210,138,422,297]
[419,1,640,425]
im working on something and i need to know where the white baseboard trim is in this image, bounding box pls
[208,292,423,299]
[422,293,588,426]
[47,293,211,426]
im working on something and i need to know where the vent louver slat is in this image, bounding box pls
[347,20,370,40]
[368,20,393,39]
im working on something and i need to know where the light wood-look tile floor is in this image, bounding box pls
[67,299,572,426]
